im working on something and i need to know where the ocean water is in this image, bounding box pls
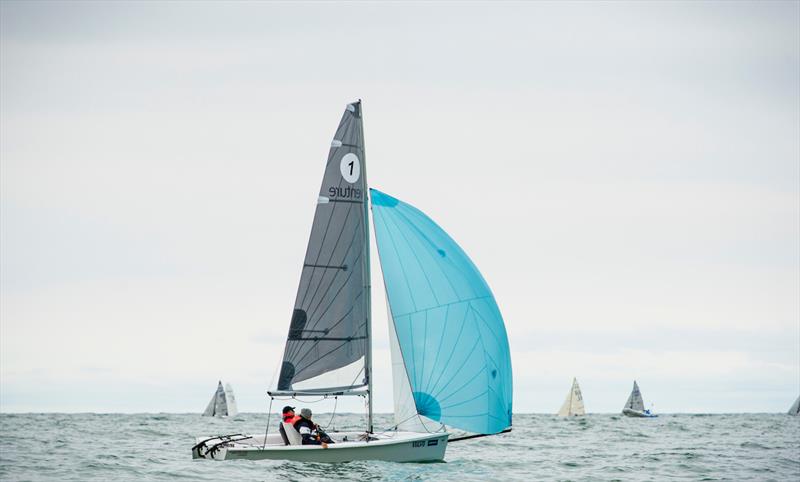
[0,413,798,481]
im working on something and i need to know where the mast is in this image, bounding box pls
[360,100,374,433]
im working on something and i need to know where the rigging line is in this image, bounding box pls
[424,306,472,397]
[392,204,466,300]
[262,397,274,449]
[347,365,366,388]
[322,396,338,430]
[373,203,418,312]
[377,413,424,434]
[288,290,365,367]
[371,207,420,434]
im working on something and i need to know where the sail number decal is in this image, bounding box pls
[340,153,361,184]
[412,439,440,448]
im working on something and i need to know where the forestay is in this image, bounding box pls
[625,381,645,412]
[371,189,513,435]
[276,102,370,395]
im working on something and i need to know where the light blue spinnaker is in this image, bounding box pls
[370,188,512,434]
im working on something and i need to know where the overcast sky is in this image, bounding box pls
[1,1,798,414]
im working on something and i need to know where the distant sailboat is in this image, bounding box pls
[558,378,585,416]
[789,396,800,416]
[203,381,238,418]
[621,380,656,418]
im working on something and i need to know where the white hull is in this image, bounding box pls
[622,408,657,418]
[193,431,448,463]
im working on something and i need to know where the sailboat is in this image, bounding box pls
[557,378,585,417]
[621,380,656,418]
[202,381,238,418]
[788,396,800,416]
[192,101,513,462]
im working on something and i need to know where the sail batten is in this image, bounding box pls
[371,189,513,435]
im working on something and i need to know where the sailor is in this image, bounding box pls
[281,406,300,424]
[293,408,332,448]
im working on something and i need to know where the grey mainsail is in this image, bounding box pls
[624,381,645,412]
[789,396,800,416]
[203,381,233,417]
[276,101,370,394]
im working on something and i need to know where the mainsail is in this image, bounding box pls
[275,101,370,396]
[789,396,800,416]
[203,381,238,417]
[557,378,585,416]
[624,380,645,412]
[371,189,513,435]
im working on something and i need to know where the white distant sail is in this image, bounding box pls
[224,383,238,418]
[558,378,586,416]
[789,396,800,416]
[202,381,236,417]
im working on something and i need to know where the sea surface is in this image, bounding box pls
[1,413,798,481]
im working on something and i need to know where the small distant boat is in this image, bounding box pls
[557,378,585,416]
[789,396,800,416]
[621,380,656,418]
[202,381,238,418]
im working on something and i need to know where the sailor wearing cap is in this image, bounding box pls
[281,406,300,424]
[293,408,331,448]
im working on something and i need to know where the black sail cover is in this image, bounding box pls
[277,102,369,392]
